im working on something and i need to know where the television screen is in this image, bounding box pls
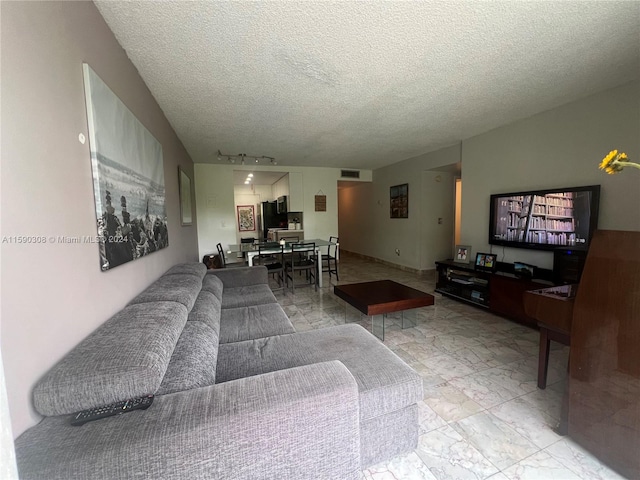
[489,185,600,251]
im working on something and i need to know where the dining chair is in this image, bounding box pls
[216,242,246,268]
[285,242,317,293]
[322,236,339,281]
[255,242,285,292]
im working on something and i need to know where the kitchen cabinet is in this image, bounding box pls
[272,176,289,200]
[288,172,303,211]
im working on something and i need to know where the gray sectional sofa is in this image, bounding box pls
[15,263,422,479]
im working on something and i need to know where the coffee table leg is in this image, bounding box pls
[343,302,362,324]
[371,314,385,341]
[402,309,417,329]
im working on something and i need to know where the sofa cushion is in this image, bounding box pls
[163,262,207,279]
[207,266,268,288]
[201,274,224,302]
[129,274,202,311]
[216,324,423,422]
[188,290,221,336]
[219,303,295,344]
[222,285,276,309]
[33,302,187,416]
[157,321,219,395]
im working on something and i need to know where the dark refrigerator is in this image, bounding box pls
[261,201,287,241]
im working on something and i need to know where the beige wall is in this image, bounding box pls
[339,144,460,270]
[1,2,199,436]
[339,81,639,271]
[461,80,640,269]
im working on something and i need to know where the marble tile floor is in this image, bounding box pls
[268,253,626,480]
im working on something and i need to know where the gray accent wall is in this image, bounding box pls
[1,2,199,436]
[461,81,640,269]
[339,81,639,271]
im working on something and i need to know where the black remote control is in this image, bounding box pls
[71,395,154,426]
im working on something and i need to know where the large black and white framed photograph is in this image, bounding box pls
[178,166,193,226]
[83,64,169,271]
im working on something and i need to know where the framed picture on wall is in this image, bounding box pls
[83,63,168,271]
[390,183,408,218]
[237,205,255,231]
[178,166,192,226]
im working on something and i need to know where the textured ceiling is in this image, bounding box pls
[95,1,640,170]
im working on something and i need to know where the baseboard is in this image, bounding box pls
[340,250,435,277]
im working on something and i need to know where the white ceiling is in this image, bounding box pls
[95,1,640,171]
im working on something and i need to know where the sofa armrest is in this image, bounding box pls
[207,266,269,288]
[16,361,361,480]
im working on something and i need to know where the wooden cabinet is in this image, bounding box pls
[569,230,640,478]
[435,260,554,327]
[490,274,550,327]
[435,260,490,308]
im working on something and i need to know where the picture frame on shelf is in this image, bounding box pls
[454,245,472,263]
[475,252,498,272]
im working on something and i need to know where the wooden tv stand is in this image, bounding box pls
[435,259,555,328]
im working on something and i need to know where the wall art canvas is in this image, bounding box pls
[178,166,193,226]
[237,205,256,231]
[83,64,168,271]
[390,183,408,218]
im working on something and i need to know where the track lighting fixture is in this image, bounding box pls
[217,150,277,166]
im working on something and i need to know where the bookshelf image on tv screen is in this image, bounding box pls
[489,185,600,251]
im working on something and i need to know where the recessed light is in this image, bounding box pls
[248,173,254,177]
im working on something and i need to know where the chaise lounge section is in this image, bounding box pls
[15,263,422,479]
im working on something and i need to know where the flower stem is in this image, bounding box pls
[616,161,640,171]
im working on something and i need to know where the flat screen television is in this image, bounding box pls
[489,185,600,251]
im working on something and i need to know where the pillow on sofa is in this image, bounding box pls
[156,321,219,395]
[33,301,188,416]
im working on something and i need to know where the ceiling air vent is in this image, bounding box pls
[341,170,360,179]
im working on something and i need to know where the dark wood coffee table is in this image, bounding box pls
[334,280,435,340]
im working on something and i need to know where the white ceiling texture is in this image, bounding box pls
[95,1,639,172]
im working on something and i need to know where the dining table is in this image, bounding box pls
[226,238,337,288]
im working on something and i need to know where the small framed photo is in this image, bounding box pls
[454,245,472,263]
[475,252,498,272]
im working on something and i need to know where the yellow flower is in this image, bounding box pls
[599,149,638,175]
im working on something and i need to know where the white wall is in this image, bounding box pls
[462,81,640,269]
[195,164,372,258]
[1,2,199,436]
